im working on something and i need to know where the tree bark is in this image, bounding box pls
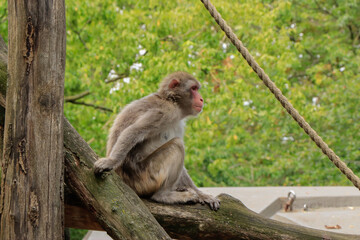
[0,1,66,239]
[1,34,359,240]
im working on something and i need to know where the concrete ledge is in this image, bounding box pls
[201,186,360,213]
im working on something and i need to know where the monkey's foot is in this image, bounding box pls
[198,193,221,211]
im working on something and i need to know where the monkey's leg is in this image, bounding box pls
[122,137,200,204]
[176,168,221,210]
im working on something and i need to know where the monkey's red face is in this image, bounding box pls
[165,76,204,117]
[191,85,204,114]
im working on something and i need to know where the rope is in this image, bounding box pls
[200,0,360,190]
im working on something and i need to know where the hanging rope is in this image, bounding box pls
[200,0,360,190]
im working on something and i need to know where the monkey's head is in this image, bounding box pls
[158,71,204,117]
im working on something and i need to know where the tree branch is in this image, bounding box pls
[65,90,91,102]
[66,100,113,112]
[105,71,129,84]
[65,90,113,112]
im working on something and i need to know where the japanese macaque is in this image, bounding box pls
[94,71,220,210]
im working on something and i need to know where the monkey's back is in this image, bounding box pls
[106,94,182,157]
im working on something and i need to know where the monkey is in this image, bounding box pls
[94,71,220,210]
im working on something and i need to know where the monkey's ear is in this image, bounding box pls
[169,79,180,89]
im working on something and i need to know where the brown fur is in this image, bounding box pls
[94,71,220,210]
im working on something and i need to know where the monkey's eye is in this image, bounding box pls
[191,86,198,91]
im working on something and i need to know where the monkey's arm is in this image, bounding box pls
[94,110,165,174]
[177,168,220,210]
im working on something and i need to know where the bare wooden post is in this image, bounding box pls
[0,0,66,239]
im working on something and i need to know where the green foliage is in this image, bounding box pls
[0,0,7,42]
[1,0,359,188]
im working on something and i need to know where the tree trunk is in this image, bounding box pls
[0,35,359,240]
[0,1,66,239]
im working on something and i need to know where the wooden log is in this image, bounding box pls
[0,1,66,239]
[64,191,360,240]
[144,194,360,240]
[1,34,359,240]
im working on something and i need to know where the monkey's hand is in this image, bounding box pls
[94,157,117,176]
[198,192,220,211]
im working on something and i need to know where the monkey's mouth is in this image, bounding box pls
[193,106,203,112]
